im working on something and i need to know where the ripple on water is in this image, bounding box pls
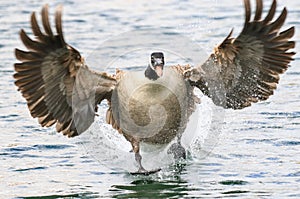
[219,180,248,186]
[285,171,300,177]
[32,144,74,150]
[13,166,47,172]
[17,192,99,199]
[259,111,300,119]
[0,114,19,119]
[243,138,278,145]
[246,172,269,178]
[221,190,249,195]
[3,144,73,152]
[274,140,300,146]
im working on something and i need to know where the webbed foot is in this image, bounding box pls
[168,143,186,160]
[130,168,161,176]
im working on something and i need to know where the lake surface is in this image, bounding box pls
[0,0,299,198]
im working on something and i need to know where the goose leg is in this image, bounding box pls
[131,148,161,175]
[126,135,161,175]
[130,139,146,172]
[127,137,142,170]
[135,150,147,173]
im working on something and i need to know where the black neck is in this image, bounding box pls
[145,65,159,80]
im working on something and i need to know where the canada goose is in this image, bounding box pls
[14,0,295,174]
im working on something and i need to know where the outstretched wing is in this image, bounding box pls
[186,0,295,109]
[14,5,116,137]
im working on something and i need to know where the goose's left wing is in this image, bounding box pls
[186,0,295,109]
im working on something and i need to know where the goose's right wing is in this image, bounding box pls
[14,5,117,137]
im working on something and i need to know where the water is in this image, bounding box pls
[1,0,300,198]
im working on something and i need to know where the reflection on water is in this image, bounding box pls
[0,0,300,198]
[112,180,188,198]
[111,163,189,199]
[19,193,99,199]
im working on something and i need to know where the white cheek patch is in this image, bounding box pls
[149,57,155,70]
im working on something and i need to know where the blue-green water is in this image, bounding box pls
[0,0,299,198]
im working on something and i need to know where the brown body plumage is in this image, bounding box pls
[108,68,196,145]
[14,0,295,173]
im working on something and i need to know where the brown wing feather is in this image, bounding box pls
[14,4,116,137]
[187,0,295,109]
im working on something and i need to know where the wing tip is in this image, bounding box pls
[264,0,277,23]
[41,3,54,37]
[15,48,24,61]
[244,0,251,23]
[55,4,65,44]
[42,4,49,13]
[254,0,263,21]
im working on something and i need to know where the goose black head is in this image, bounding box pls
[145,52,165,80]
